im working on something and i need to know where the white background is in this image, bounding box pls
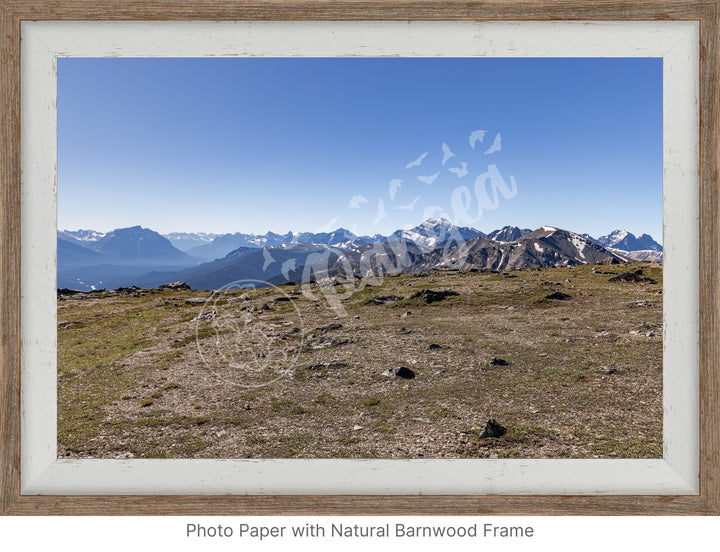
[1,516,719,550]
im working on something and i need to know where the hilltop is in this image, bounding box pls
[57,261,663,459]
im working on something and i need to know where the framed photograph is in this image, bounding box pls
[1,1,718,515]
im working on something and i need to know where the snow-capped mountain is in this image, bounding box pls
[57,219,662,290]
[58,229,106,242]
[486,225,533,243]
[163,232,219,251]
[597,229,662,252]
[384,217,485,251]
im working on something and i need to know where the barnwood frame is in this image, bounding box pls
[1,0,718,515]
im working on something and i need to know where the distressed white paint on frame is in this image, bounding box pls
[20,21,699,495]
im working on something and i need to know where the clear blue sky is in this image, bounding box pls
[58,57,662,241]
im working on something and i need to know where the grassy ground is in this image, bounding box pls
[57,262,663,459]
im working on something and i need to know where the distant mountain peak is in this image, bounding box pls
[597,229,662,252]
[487,225,532,243]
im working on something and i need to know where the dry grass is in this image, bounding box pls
[57,262,663,459]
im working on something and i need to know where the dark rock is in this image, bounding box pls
[630,300,653,308]
[489,357,509,366]
[57,288,83,297]
[479,418,507,438]
[545,291,571,300]
[426,343,442,351]
[541,281,564,286]
[408,289,460,304]
[159,281,191,290]
[315,323,343,332]
[398,327,412,335]
[274,296,292,302]
[116,286,141,293]
[367,295,404,305]
[608,270,657,284]
[309,336,349,349]
[261,303,272,311]
[384,366,415,379]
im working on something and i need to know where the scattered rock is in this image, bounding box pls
[384,366,415,379]
[609,270,657,284]
[367,295,404,305]
[192,310,216,321]
[594,365,620,374]
[545,291,571,300]
[57,288,83,296]
[307,362,349,370]
[426,343,442,351]
[630,300,653,308]
[479,419,507,438]
[489,357,509,366]
[398,327,412,335]
[408,289,460,304]
[309,336,349,349]
[400,311,412,318]
[315,323,343,332]
[541,281,564,286]
[159,281,191,290]
[353,425,363,431]
[184,298,206,305]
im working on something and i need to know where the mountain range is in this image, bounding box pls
[57,219,663,291]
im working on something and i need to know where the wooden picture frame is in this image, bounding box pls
[1,0,718,516]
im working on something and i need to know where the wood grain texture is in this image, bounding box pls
[0,0,718,21]
[1,0,719,516]
[698,0,720,516]
[0,0,22,517]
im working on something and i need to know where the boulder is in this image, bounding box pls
[608,270,657,284]
[479,418,507,438]
[384,367,415,379]
[159,281,191,290]
[545,291,571,300]
[408,289,460,304]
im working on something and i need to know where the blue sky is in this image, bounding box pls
[58,57,662,241]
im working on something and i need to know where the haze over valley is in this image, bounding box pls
[58,218,663,291]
